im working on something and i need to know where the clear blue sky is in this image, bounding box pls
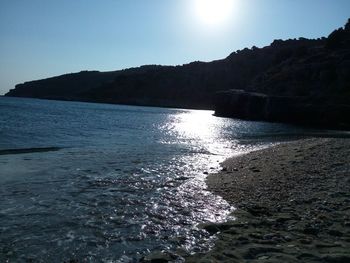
[0,0,349,95]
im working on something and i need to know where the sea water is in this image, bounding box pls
[0,97,322,262]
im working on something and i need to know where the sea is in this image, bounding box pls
[0,97,339,262]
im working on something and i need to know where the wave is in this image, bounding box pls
[0,147,61,155]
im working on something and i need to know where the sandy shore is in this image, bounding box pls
[185,138,350,262]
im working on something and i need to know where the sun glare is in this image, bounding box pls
[193,0,234,27]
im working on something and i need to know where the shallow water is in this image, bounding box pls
[0,97,329,262]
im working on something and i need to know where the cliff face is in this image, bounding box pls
[80,38,326,109]
[5,71,121,100]
[214,90,350,129]
[5,19,350,128]
[215,20,350,129]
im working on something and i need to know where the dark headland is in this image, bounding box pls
[5,19,350,130]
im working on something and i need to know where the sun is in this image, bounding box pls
[193,0,234,27]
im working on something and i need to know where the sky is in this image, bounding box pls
[0,0,349,95]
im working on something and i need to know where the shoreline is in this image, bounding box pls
[186,138,350,262]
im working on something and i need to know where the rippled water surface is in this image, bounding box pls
[0,97,321,262]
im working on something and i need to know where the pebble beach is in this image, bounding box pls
[186,138,350,262]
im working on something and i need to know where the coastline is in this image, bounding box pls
[186,138,350,262]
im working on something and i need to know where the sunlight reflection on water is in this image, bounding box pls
[147,110,264,254]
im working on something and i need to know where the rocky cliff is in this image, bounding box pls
[214,90,350,129]
[214,19,350,129]
[6,70,119,101]
[5,19,350,128]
